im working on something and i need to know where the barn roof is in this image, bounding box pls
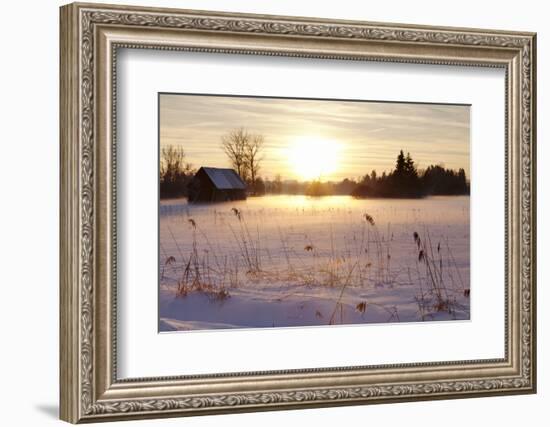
[200,167,247,190]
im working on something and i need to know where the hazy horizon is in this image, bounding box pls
[160,93,470,181]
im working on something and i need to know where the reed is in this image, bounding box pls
[161,205,468,322]
[412,229,467,317]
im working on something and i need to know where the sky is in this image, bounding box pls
[160,93,470,182]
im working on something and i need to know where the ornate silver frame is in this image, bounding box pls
[60,2,537,423]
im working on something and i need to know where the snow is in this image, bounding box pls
[201,167,247,190]
[159,195,470,331]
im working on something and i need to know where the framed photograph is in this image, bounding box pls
[60,2,537,423]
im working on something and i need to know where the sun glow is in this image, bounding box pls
[287,137,341,181]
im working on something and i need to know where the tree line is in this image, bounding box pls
[351,150,469,198]
[258,150,469,198]
[160,128,469,199]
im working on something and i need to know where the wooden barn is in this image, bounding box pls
[187,167,247,202]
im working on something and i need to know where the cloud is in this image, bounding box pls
[160,94,470,180]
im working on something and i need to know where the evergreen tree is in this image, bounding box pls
[395,150,406,176]
[370,169,377,181]
[459,168,469,193]
[405,152,418,178]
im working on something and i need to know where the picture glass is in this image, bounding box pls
[158,93,471,332]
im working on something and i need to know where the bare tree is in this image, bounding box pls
[221,128,266,192]
[160,145,194,198]
[244,134,264,193]
[161,145,182,178]
[221,128,249,181]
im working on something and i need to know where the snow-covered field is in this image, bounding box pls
[159,195,470,331]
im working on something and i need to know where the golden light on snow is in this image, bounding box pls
[287,137,341,180]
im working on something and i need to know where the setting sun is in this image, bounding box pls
[287,137,341,181]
